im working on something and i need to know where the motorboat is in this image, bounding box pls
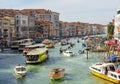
[14,64,27,77]
[89,63,120,83]
[25,48,49,64]
[63,50,75,57]
[46,43,55,49]
[49,68,65,80]
[42,39,52,45]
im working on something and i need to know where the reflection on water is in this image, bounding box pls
[16,79,26,84]
[49,79,65,84]
[0,38,115,84]
[26,65,44,73]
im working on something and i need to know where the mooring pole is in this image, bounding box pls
[86,48,89,59]
[85,43,89,59]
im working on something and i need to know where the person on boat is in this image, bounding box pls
[78,50,82,54]
[70,43,75,48]
[104,67,108,75]
[18,64,21,66]
[77,39,79,43]
[82,50,85,53]
[68,46,71,49]
[55,69,59,74]
[46,50,48,55]
[78,50,85,54]
[59,47,63,54]
[109,65,115,71]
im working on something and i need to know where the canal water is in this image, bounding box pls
[0,38,114,84]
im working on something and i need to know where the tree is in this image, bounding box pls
[107,22,114,39]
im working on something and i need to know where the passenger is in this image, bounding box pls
[82,50,85,53]
[59,47,63,54]
[18,64,21,66]
[68,46,71,49]
[77,39,79,43]
[46,50,48,54]
[105,67,108,75]
[109,65,115,71]
[78,50,82,54]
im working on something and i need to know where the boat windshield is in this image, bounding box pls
[69,52,73,54]
[26,55,39,61]
[16,67,26,71]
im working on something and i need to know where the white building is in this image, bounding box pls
[114,8,120,41]
[15,14,29,39]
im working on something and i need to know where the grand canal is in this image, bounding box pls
[0,38,115,84]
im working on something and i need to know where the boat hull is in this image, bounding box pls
[63,52,74,57]
[50,74,64,80]
[90,69,120,83]
[49,68,65,80]
[14,72,26,77]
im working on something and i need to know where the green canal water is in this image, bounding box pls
[0,38,115,84]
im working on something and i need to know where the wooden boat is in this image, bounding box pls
[42,39,52,45]
[14,64,27,77]
[89,63,120,83]
[25,48,48,64]
[49,68,65,80]
[23,43,46,55]
[63,50,75,57]
[46,43,55,49]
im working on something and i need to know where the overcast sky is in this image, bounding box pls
[0,0,120,24]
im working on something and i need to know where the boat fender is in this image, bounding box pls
[115,69,120,73]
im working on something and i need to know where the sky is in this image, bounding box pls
[0,0,120,25]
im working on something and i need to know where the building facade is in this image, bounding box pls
[0,9,106,43]
[15,14,29,39]
[114,8,120,41]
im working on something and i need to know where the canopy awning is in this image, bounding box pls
[104,40,118,46]
[107,56,117,61]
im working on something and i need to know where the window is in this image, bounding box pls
[16,26,19,31]
[111,74,113,77]
[118,76,120,79]
[16,20,19,24]
[4,29,8,31]
[22,20,26,25]
[113,74,117,78]
[117,10,120,14]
